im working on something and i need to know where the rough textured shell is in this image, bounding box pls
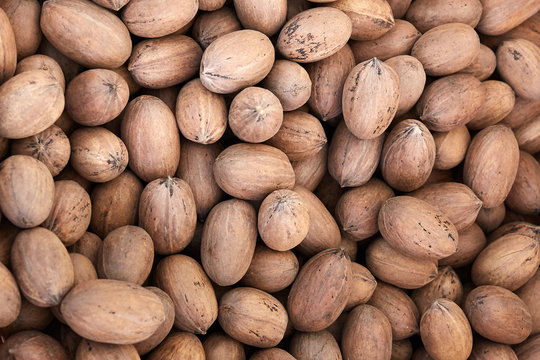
[410,182,482,231]
[128,35,202,89]
[155,255,218,334]
[219,287,288,348]
[368,282,420,340]
[40,0,132,68]
[201,199,257,286]
[139,177,197,255]
[417,74,485,132]
[381,119,435,192]
[497,39,540,101]
[176,78,227,145]
[213,143,295,201]
[121,95,181,182]
[411,23,480,76]
[11,227,74,307]
[342,58,400,139]
[477,0,540,36]
[287,248,351,332]
[366,237,438,289]
[277,7,352,63]
[405,0,482,33]
[121,0,198,38]
[471,234,540,290]
[329,0,394,41]
[0,155,55,228]
[61,279,166,345]
[200,29,275,94]
[378,196,458,260]
[307,45,355,121]
[420,299,473,360]
[341,304,392,360]
[463,125,520,209]
[0,70,64,139]
[328,121,384,187]
[464,285,532,344]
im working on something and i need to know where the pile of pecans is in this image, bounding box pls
[0,0,539,359]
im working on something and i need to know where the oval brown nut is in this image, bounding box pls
[258,189,310,251]
[328,121,384,187]
[506,151,540,215]
[351,20,420,63]
[66,69,129,127]
[471,234,540,291]
[0,330,69,360]
[234,0,286,36]
[342,304,392,360]
[42,180,91,246]
[469,338,518,360]
[121,0,197,38]
[40,0,132,69]
[70,127,128,183]
[368,282,420,341]
[139,177,197,255]
[420,299,473,360]
[346,262,377,310]
[516,269,540,336]
[290,330,342,360]
[467,80,515,130]
[0,261,20,327]
[203,332,245,360]
[411,23,480,77]
[128,35,202,89]
[98,225,154,285]
[89,170,143,239]
[405,0,482,33]
[200,29,274,94]
[121,95,180,182]
[342,58,400,139]
[219,287,288,348]
[410,182,482,231]
[366,237,438,289]
[464,285,532,344]
[385,54,426,117]
[0,7,17,82]
[378,196,458,260]
[192,7,242,50]
[306,45,355,121]
[288,248,351,332]
[11,227,74,307]
[213,143,295,201]
[381,119,435,192]
[0,0,37,63]
[336,178,394,241]
[439,223,486,268]
[147,332,205,360]
[459,44,497,81]
[201,199,257,286]
[263,59,312,112]
[0,70,64,139]
[0,155,54,228]
[61,279,166,345]
[417,74,485,132]
[329,0,394,41]
[229,86,283,143]
[277,7,352,63]
[176,141,224,220]
[476,204,506,233]
[411,266,464,314]
[477,0,540,36]
[155,254,218,335]
[432,125,471,170]
[251,348,295,360]
[11,124,70,177]
[514,113,540,153]
[77,340,139,360]
[176,78,227,145]
[291,143,327,191]
[266,110,327,162]
[463,125,520,209]
[498,39,540,101]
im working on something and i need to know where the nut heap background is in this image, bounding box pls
[0,0,540,359]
